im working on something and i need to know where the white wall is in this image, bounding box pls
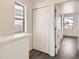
[1,0,75,56]
[0,0,33,50]
[32,0,70,56]
[0,0,14,36]
[16,0,33,51]
[14,0,33,51]
[26,0,33,50]
[78,16,79,50]
[0,36,29,59]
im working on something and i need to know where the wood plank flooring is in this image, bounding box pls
[30,49,78,59]
[29,49,54,59]
[30,37,78,59]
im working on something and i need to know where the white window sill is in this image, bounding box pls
[0,33,32,44]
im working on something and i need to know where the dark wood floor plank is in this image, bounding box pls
[29,49,54,59]
[30,37,78,59]
[30,49,78,59]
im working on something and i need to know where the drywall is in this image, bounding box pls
[26,0,33,51]
[0,0,33,51]
[0,0,14,36]
[78,16,79,50]
[0,36,29,59]
[15,0,33,51]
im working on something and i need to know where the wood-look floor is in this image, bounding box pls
[30,49,78,59]
[29,49,54,59]
[30,37,78,59]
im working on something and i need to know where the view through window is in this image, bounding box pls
[64,16,74,29]
[15,3,25,33]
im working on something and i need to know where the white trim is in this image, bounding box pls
[24,5,28,32]
[0,33,32,44]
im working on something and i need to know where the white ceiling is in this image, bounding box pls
[32,0,50,4]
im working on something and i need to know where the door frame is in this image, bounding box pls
[54,5,63,56]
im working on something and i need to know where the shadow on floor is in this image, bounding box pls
[29,49,54,59]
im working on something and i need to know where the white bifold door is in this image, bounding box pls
[33,7,50,54]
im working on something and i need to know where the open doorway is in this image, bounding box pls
[54,0,78,58]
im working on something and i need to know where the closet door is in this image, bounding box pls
[33,7,50,54]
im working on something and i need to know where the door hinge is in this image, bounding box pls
[54,27,56,30]
[55,8,56,13]
[55,45,57,48]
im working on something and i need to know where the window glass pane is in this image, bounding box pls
[15,20,24,33]
[15,4,24,19]
[15,4,23,10]
[64,16,73,29]
[14,3,24,33]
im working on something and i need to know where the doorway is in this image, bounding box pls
[54,0,78,56]
[32,6,50,54]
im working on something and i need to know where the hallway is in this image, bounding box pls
[30,36,78,59]
[0,0,79,59]
[55,36,78,59]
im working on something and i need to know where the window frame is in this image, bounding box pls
[64,17,73,29]
[15,3,25,33]
[63,14,74,29]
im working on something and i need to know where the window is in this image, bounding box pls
[64,16,74,29]
[14,3,25,33]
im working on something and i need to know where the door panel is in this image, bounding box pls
[33,7,50,54]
